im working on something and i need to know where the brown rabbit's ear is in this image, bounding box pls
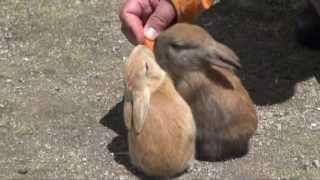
[132,89,150,133]
[205,41,242,70]
[123,91,133,130]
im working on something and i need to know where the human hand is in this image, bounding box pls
[119,0,177,45]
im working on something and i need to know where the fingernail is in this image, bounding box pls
[144,27,159,40]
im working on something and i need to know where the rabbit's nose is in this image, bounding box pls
[127,75,134,90]
[127,81,132,90]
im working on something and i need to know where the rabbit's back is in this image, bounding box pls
[205,66,257,131]
[128,78,196,177]
[175,66,257,160]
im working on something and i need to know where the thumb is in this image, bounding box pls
[144,0,176,40]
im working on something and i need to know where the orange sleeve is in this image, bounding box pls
[171,0,217,22]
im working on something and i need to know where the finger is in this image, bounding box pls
[121,23,138,45]
[144,0,177,40]
[140,0,159,23]
[125,14,144,44]
[120,0,145,44]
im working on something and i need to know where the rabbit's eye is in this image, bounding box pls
[145,63,149,72]
[170,40,198,50]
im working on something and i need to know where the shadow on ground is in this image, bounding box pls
[198,1,320,105]
[100,101,156,179]
[99,101,134,174]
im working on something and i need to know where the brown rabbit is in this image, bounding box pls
[154,23,258,161]
[123,45,196,177]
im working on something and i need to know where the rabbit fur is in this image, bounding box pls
[123,45,196,177]
[154,23,258,161]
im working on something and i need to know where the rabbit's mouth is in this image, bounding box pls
[126,72,136,90]
[127,81,133,91]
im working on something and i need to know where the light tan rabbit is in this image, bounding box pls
[123,45,196,178]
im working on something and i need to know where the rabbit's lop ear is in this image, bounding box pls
[205,41,242,70]
[123,91,133,130]
[132,89,151,133]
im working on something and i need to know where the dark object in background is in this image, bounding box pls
[310,0,320,15]
[155,23,258,162]
[295,0,320,49]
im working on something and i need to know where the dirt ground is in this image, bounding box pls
[0,0,319,179]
